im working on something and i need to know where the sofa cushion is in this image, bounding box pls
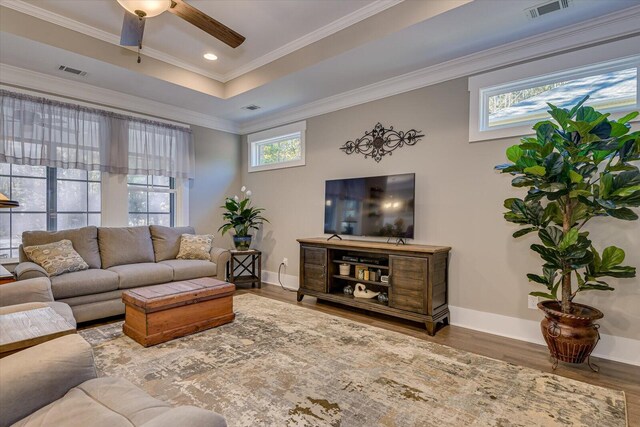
[50,269,120,299]
[176,234,213,260]
[23,239,89,277]
[98,227,155,269]
[159,259,218,281]
[1,334,97,427]
[150,225,195,262]
[108,263,173,289]
[21,226,101,269]
[14,377,172,427]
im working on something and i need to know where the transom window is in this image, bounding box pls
[0,163,101,259]
[248,121,306,172]
[469,53,640,142]
[127,175,175,227]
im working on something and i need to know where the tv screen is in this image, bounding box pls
[324,173,415,239]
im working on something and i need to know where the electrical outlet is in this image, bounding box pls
[528,295,539,310]
[282,258,288,267]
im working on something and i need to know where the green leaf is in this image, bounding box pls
[548,106,570,128]
[605,207,639,220]
[511,176,534,187]
[539,226,563,247]
[543,152,564,176]
[519,143,543,151]
[506,145,523,163]
[578,284,615,292]
[568,96,589,119]
[526,274,548,285]
[513,227,538,238]
[534,122,557,144]
[609,122,631,138]
[617,111,639,124]
[612,185,640,197]
[569,170,583,183]
[600,173,614,197]
[524,165,546,176]
[529,291,554,300]
[601,246,625,270]
[558,228,579,251]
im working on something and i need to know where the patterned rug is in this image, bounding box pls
[80,294,627,427]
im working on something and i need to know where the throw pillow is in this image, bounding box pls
[23,239,89,277]
[176,234,213,260]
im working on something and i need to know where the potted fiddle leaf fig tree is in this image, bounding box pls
[496,96,639,369]
[219,187,269,250]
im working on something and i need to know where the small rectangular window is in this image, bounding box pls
[486,67,637,130]
[469,53,640,142]
[248,121,306,172]
[127,175,175,227]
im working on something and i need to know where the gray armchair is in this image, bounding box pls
[0,334,227,427]
[0,277,76,327]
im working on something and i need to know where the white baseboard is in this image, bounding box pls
[262,269,299,291]
[260,270,639,366]
[449,306,640,366]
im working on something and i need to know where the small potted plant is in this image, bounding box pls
[219,187,269,250]
[496,96,639,370]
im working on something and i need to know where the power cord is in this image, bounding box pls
[278,262,296,292]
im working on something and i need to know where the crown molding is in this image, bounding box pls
[1,0,402,84]
[0,0,226,82]
[238,5,640,134]
[222,0,404,82]
[0,63,239,133]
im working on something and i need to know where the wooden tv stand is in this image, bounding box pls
[297,238,451,335]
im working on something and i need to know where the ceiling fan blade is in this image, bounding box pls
[120,12,145,46]
[168,0,245,48]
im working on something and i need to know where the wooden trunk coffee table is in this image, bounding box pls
[0,307,76,358]
[122,277,235,347]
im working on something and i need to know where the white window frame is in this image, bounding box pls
[247,121,306,172]
[468,38,640,142]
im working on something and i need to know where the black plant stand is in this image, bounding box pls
[228,249,262,289]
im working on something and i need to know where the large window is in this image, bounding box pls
[0,163,101,259]
[248,121,306,172]
[127,175,175,227]
[469,53,640,142]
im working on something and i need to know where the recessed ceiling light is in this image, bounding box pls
[203,53,218,61]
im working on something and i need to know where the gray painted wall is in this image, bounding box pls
[189,126,242,249]
[240,77,640,341]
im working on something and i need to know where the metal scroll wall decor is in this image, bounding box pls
[340,122,424,162]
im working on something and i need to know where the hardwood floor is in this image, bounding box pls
[238,284,640,425]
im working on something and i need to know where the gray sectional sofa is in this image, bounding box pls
[1,334,227,427]
[14,225,230,323]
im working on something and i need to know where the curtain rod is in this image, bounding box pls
[0,84,191,130]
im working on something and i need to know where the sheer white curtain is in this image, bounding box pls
[0,90,194,178]
[124,120,195,179]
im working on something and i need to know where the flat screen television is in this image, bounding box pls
[324,173,415,239]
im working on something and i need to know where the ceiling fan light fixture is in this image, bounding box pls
[203,53,218,61]
[116,0,171,18]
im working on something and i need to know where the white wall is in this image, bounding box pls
[241,76,640,347]
[189,126,242,249]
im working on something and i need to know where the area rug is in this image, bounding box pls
[79,294,627,427]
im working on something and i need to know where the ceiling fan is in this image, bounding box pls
[116,0,245,62]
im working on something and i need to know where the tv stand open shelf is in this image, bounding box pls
[297,238,451,335]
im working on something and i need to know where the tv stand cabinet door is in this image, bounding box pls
[388,255,427,314]
[300,246,327,293]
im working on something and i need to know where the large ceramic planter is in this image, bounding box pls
[233,235,252,250]
[538,300,603,370]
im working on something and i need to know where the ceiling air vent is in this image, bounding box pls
[242,105,261,111]
[58,65,87,76]
[525,0,573,20]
